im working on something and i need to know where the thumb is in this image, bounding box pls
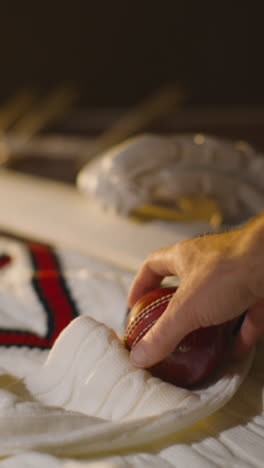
[130,285,198,367]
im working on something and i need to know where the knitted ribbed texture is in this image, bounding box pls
[0,230,262,466]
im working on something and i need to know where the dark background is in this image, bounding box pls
[0,1,263,108]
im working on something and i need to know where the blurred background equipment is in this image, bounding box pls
[0,1,263,224]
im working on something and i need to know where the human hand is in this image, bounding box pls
[127,214,264,368]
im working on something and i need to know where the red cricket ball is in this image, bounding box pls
[123,287,234,388]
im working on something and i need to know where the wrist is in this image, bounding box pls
[238,213,264,298]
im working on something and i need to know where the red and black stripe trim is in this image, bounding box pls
[0,241,80,349]
[0,254,11,269]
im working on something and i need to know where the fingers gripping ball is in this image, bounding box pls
[123,287,234,388]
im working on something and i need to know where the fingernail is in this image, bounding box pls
[130,344,148,367]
